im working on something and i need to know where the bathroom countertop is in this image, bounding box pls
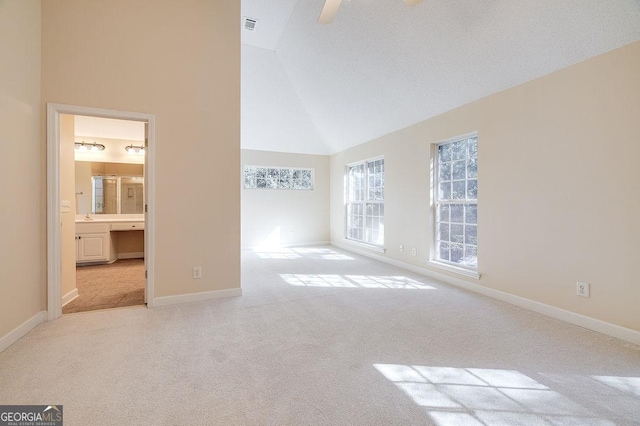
[75,216,144,223]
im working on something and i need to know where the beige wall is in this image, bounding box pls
[85,162,143,179]
[42,0,240,298]
[241,150,330,247]
[60,114,76,298]
[0,0,42,338]
[116,231,145,256]
[75,161,92,215]
[331,41,640,331]
[102,163,143,177]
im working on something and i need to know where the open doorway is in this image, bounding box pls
[47,104,156,320]
[61,115,146,314]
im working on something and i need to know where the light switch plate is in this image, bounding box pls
[61,200,71,213]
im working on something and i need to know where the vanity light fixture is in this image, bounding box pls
[75,141,105,152]
[125,144,145,155]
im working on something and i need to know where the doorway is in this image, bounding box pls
[47,104,156,320]
[62,115,146,313]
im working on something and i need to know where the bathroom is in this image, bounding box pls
[60,114,147,313]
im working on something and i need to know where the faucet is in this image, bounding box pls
[85,212,92,221]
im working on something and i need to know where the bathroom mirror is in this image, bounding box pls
[76,162,144,215]
[92,176,144,214]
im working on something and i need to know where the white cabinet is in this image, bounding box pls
[76,222,110,264]
[75,220,144,264]
[110,222,145,231]
[76,233,108,262]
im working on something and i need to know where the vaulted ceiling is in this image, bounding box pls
[241,0,640,155]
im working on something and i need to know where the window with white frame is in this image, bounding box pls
[346,158,384,245]
[434,136,477,268]
[244,166,313,190]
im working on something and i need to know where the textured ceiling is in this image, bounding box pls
[241,0,640,155]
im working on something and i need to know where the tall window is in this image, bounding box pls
[346,158,384,246]
[435,136,477,268]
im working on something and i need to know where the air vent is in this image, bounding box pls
[243,17,257,31]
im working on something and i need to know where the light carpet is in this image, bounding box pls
[1,245,639,425]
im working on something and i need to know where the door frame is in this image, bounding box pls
[46,103,156,320]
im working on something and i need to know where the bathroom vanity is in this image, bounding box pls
[75,217,144,264]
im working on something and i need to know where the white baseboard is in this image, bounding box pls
[153,288,242,308]
[0,310,47,353]
[331,240,640,346]
[118,252,144,260]
[62,288,79,307]
[243,241,330,251]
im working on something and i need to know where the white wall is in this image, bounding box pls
[0,0,42,338]
[330,41,640,332]
[242,149,329,248]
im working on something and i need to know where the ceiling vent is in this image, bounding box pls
[243,17,257,31]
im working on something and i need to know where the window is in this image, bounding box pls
[434,136,477,268]
[346,157,384,246]
[244,166,313,190]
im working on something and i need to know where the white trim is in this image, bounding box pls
[346,154,384,167]
[427,260,480,279]
[118,252,145,260]
[47,103,156,317]
[0,311,47,353]
[428,144,437,263]
[331,241,640,346]
[61,289,79,307]
[153,288,242,307]
[432,131,479,147]
[47,104,62,321]
[76,259,116,267]
[145,117,156,307]
[340,238,386,253]
[243,241,331,250]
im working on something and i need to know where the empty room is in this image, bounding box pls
[1,1,639,425]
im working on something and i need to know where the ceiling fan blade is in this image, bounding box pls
[318,0,343,25]
[403,0,423,6]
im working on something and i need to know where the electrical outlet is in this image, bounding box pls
[411,248,417,256]
[577,281,590,298]
[400,245,404,252]
[193,266,202,279]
